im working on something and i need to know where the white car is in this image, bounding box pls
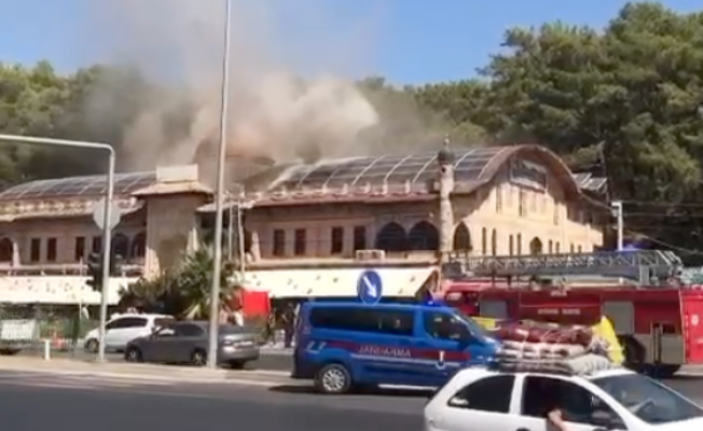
[425,366,703,431]
[84,314,174,353]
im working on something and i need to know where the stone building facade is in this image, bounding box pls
[0,143,607,302]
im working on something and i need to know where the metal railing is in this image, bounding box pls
[446,250,683,284]
[0,261,144,277]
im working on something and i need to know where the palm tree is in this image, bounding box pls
[175,247,237,319]
[120,246,238,319]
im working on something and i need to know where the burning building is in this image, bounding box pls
[0,142,608,304]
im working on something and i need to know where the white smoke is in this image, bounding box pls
[79,0,383,174]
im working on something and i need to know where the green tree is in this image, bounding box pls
[119,247,238,319]
[0,62,159,183]
[481,2,703,254]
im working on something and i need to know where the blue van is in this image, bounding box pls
[292,301,500,394]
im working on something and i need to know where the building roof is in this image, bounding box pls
[0,144,608,205]
[267,146,509,192]
[0,172,156,201]
[572,172,608,194]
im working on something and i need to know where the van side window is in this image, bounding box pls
[309,307,414,336]
[423,311,470,341]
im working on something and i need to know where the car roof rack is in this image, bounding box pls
[488,353,621,376]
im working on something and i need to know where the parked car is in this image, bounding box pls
[123,321,260,368]
[84,313,174,353]
[424,365,703,431]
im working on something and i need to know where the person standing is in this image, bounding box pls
[282,302,296,348]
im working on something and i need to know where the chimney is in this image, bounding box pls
[437,136,455,260]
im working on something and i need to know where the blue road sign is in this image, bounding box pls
[357,270,383,304]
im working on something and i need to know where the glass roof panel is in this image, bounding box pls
[412,170,435,185]
[260,147,510,191]
[453,147,503,168]
[282,168,314,185]
[0,171,157,200]
[41,178,92,196]
[385,163,434,183]
[455,168,486,182]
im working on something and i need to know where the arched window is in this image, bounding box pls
[530,237,543,255]
[112,234,130,259]
[453,223,472,251]
[375,222,408,252]
[481,228,487,255]
[130,232,146,258]
[408,221,439,251]
[548,240,553,254]
[0,238,12,262]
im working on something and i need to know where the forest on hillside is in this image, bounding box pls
[2,2,703,255]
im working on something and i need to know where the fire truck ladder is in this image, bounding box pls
[445,250,683,284]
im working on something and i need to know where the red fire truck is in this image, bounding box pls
[441,250,703,377]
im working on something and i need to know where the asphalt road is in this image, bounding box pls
[1,369,703,431]
[0,370,421,431]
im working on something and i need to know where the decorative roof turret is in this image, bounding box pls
[437,136,455,165]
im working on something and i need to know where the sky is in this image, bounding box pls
[0,0,699,85]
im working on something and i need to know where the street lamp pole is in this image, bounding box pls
[207,0,233,369]
[227,200,233,261]
[237,190,246,276]
[0,134,115,363]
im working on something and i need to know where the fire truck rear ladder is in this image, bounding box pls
[445,250,683,284]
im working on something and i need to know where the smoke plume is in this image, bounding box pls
[79,0,386,178]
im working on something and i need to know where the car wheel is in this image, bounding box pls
[315,363,352,394]
[191,349,207,366]
[124,346,143,363]
[85,339,98,354]
[229,360,246,370]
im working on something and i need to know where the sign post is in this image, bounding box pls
[357,270,383,305]
[92,198,122,230]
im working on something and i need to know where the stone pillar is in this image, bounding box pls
[437,138,455,261]
[11,239,20,267]
[249,230,261,261]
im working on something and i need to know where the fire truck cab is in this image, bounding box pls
[442,250,703,377]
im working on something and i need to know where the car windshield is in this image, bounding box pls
[591,373,703,424]
[449,309,490,339]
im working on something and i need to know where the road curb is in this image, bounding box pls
[0,364,290,386]
[0,356,296,385]
[244,369,289,377]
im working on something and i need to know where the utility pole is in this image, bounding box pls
[207,0,233,370]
